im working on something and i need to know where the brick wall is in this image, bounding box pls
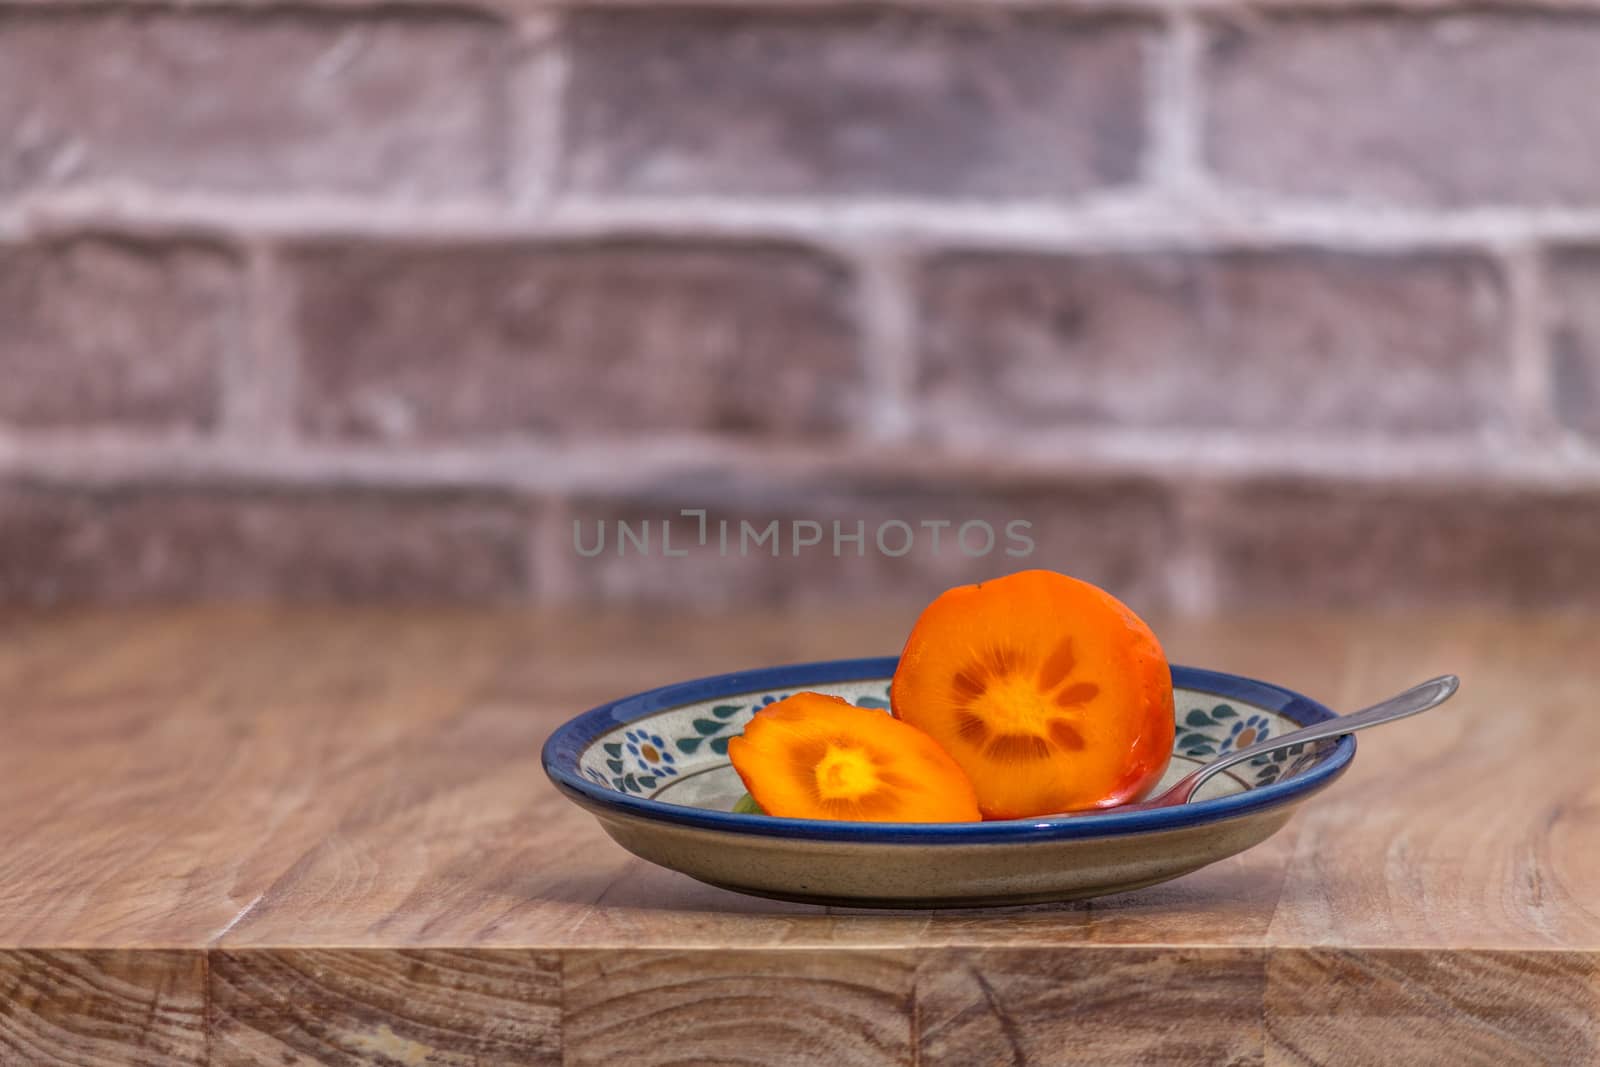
[2,2,1598,612]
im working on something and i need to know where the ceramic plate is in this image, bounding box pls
[543,658,1355,907]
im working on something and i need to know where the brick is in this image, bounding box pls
[0,237,239,431]
[560,11,1149,198]
[289,241,862,441]
[0,484,532,605]
[553,477,1177,611]
[1202,481,1600,611]
[1203,13,1600,208]
[919,250,1510,437]
[1545,249,1600,444]
[0,9,502,195]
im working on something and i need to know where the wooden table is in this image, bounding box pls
[0,607,1595,1066]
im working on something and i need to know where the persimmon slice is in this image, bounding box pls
[727,692,981,823]
[891,570,1174,819]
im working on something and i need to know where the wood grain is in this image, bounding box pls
[1264,949,1600,1066]
[0,610,521,949]
[1263,614,1600,950]
[917,947,1266,1067]
[209,950,560,1066]
[0,950,205,1066]
[563,949,915,1067]
[0,607,1595,1064]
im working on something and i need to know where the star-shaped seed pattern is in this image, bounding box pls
[949,638,1099,759]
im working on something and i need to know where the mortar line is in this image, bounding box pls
[509,10,571,209]
[853,242,920,445]
[529,495,578,605]
[1167,481,1223,618]
[1146,8,1207,196]
[1502,242,1558,448]
[2,428,1597,495]
[24,187,1600,252]
[243,241,304,443]
[0,0,1596,14]
[221,242,300,444]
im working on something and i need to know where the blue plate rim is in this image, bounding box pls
[541,657,1356,843]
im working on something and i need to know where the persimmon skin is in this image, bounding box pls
[891,570,1174,820]
[728,692,981,823]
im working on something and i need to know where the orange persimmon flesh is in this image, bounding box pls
[892,569,1174,819]
[728,692,981,823]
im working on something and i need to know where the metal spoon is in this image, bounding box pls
[1107,674,1460,812]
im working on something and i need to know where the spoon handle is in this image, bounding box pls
[1171,674,1460,803]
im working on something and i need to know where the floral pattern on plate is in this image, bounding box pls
[581,683,1332,798]
[581,682,892,795]
[1175,701,1329,786]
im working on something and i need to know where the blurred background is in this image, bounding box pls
[2,4,1597,617]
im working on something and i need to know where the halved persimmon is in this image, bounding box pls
[891,570,1174,819]
[727,692,981,823]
